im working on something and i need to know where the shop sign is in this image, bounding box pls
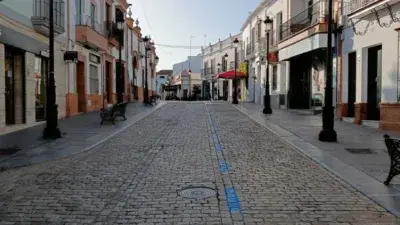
[239,62,248,75]
[268,52,279,64]
[89,53,100,64]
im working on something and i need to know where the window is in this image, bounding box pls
[90,3,96,28]
[229,61,234,70]
[257,21,262,42]
[272,65,278,91]
[89,65,99,94]
[160,76,165,79]
[277,11,283,41]
[75,0,82,24]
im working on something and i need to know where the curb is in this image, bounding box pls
[233,104,400,217]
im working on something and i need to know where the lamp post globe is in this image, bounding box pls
[232,38,239,105]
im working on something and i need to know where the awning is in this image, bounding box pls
[217,70,246,79]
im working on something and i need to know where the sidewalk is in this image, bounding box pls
[235,102,400,216]
[0,101,166,171]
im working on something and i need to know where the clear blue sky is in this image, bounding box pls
[128,0,260,70]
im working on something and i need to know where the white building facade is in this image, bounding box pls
[0,0,68,134]
[201,34,243,101]
[339,0,400,131]
[241,0,339,111]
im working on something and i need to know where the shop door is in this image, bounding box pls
[347,52,356,117]
[5,55,15,125]
[367,46,382,120]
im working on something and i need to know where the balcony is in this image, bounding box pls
[343,0,386,17]
[258,30,279,55]
[279,0,328,41]
[31,0,65,36]
[105,21,120,47]
[76,16,108,51]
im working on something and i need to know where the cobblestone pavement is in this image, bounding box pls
[0,102,399,224]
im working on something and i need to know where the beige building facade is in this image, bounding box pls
[0,0,67,134]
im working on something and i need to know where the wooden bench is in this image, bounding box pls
[383,134,400,185]
[100,102,128,125]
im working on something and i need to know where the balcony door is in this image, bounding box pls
[75,0,81,24]
[90,3,96,28]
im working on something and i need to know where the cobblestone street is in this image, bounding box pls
[0,102,399,225]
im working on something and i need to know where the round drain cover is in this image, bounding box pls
[178,186,216,199]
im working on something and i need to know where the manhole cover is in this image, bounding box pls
[345,148,374,154]
[178,186,216,199]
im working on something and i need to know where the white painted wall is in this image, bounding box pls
[342,4,400,103]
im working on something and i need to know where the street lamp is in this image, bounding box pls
[232,38,239,104]
[43,0,61,139]
[262,16,273,114]
[155,55,159,66]
[116,10,125,103]
[319,0,337,142]
[143,35,151,102]
[216,63,221,100]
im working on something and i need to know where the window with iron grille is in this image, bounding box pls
[272,65,278,91]
[257,21,262,42]
[89,65,99,94]
[229,61,234,70]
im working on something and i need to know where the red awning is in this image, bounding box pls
[217,70,246,79]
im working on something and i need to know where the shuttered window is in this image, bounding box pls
[89,65,99,94]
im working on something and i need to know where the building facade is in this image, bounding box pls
[156,70,173,94]
[201,34,243,101]
[172,55,202,75]
[0,0,68,134]
[338,0,400,131]
[0,0,158,134]
[241,0,341,111]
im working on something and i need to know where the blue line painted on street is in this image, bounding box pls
[219,160,229,174]
[214,143,222,152]
[207,109,241,214]
[225,187,241,213]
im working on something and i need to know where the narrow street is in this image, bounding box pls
[0,102,398,225]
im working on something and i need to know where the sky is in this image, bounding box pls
[128,0,261,70]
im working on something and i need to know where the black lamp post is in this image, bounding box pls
[116,11,125,103]
[319,0,337,142]
[263,16,273,114]
[216,63,221,100]
[232,38,239,104]
[43,0,61,139]
[143,36,151,102]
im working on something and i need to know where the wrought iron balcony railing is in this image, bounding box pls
[246,44,251,56]
[342,0,380,15]
[76,15,107,36]
[258,30,279,54]
[31,0,65,35]
[280,0,328,41]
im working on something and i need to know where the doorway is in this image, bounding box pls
[347,52,356,117]
[367,45,382,120]
[223,80,228,101]
[105,61,112,102]
[77,61,86,113]
[289,57,311,109]
[5,52,15,125]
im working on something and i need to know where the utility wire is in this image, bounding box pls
[154,44,203,49]
[138,0,172,55]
